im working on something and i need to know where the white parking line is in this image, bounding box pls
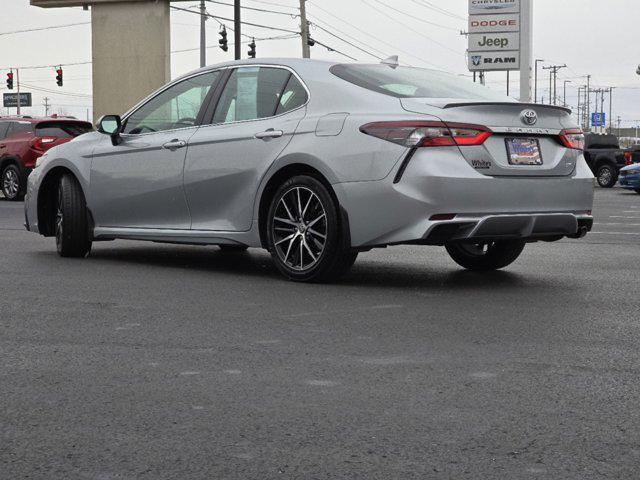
[591,231,640,235]
[608,216,640,219]
[596,223,640,227]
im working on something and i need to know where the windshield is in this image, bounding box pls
[331,64,511,102]
[36,121,93,138]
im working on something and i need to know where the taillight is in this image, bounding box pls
[624,151,632,165]
[360,121,492,148]
[558,129,585,150]
[30,137,57,152]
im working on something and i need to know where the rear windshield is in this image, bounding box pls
[35,121,93,138]
[331,64,510,101]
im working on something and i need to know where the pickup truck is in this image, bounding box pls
[583,133,627,187]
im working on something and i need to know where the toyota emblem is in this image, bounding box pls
[521,109,538,126]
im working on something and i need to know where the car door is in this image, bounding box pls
[184,66,308,231]
[89,70,221,229]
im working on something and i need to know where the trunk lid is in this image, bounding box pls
[401,99,579,177]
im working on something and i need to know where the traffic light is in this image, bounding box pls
[248,38,256,59]
[56,67,63,87]
[307,34,315,47]
[6,71,13,90]
[219,26,228,52]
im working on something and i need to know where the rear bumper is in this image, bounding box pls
[333,149,595,247]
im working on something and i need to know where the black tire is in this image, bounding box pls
[596,164,617,188]
[218,244,249,253]
[266,175,355,282]
[635,189,640,195]
[1,164,24,201]
[445,240,526,271]
[56,174,92,258]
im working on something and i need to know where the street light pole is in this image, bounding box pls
[234,0,241,60]
[563,80,571,107]
[534,59,544,103]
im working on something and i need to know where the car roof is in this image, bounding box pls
[0,115,90,124]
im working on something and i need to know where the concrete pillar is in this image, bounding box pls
[91,2,170,121]
[31,0,171,122]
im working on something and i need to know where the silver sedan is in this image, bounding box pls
[25,58,594,282]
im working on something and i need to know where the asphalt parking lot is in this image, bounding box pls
[1,188,639,480]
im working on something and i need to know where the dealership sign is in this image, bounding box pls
[469,0,520,14]
[468,52,520,71]
[3,92,32,108]
[468,0,520,71]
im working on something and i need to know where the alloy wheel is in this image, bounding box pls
[55,185,64,249]
[598,167,612,186]
[2,168,19,199]
[271,186,327,271]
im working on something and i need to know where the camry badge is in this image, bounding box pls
[521,109,538,126]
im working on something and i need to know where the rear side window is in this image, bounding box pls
[35,122,93,138]
[213,67,298,124]
[0,122,10,140]
[330,64,509,101]
[276,75,308,115]
[6,122,34,136]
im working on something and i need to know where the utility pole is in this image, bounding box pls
[563,80,571,107]
[16,68,21,115]
[200,0,207,68]
[43,97,50,116]
[234,0,241,60]
[534,59,544,103]
[506,70,510,96]
[299,0,310,59]
[608,87,614,134]
[519,0,533,102]
[585,75,591,131]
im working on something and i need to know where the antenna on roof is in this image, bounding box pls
[381,55,399,69]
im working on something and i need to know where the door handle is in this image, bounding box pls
[162,139,187,151]
[254,129,284,140]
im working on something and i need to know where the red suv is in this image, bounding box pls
[0,115,93,200]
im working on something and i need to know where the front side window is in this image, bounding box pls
[7,122,34,136]
[331,64,511,102]
[0,122,10,140]
[213,67,302,124]
[123,71,220,134]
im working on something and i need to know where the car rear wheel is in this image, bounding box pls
[56,174,92,258]
[266,175,356,282]
[1,164,24,201]
[445,240,526,271]
[596,164,617,188]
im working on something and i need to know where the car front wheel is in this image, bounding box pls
[266,175,356,282]
[596,164,617,188]
[1,164,24,201]
[445,240,525,271]
[56,174,92,258]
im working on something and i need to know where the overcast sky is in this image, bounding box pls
[1,0,639,126]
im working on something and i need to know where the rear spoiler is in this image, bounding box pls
[442,102,572,114]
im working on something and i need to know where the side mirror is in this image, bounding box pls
[96,115,123,146]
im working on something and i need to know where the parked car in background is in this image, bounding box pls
[0,115,93,200]
[619,163,640,194]
[624,144,640,166]
[25,59,594,282]
[583,133,627,187]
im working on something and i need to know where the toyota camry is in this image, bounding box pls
[24,58,594,282]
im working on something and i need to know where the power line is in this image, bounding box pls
[170,5,299,34]
[309,22,383,60]
[0,22,90,36]
[305,4,440,68]
[306,16,391,60]
[410,0,467,21]
[358,0,464,57]
[205,0,297,17]
[369,0,460,32]
[243,0,298,10]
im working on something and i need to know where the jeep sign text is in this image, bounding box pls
[468,32,519,52]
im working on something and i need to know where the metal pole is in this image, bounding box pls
[506,70,510,96]
[299,0,310,58]
[519,0,533,102]
[585,75,591,131]
[534,59,544,103]
[234,0,241,60]
[608,87,614,133]
[16,68,21,115]
[563,80,571,107]
[200,0,207,68]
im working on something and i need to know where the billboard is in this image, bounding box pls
[3,93,32,108]
[468,0,520,71]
